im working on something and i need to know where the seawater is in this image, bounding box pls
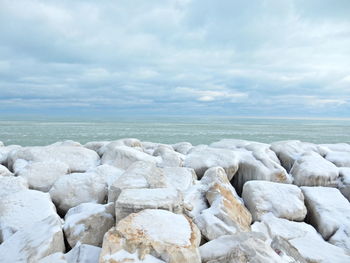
[0,117,349,146]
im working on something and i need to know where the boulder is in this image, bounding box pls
[339,167,350,201]
[325,151,350,167]
[63,203,114,247]
[84,141,110,156]
[0,175,28,198]
[172,142,193,155]
[49,172,107,214]
[99,209,201,263]
[184,145,239,180]
[242,181,307,222]
[0,145,21,165]
[0,215,65,263]
[290,152,339,187]
[15,160,69,192]
[199,232,290,263]
[93,164,125,187]
[193,167,252,240]
[301,186,350,253]
[163,167,196,192]
[0,164,13,176]
[0,189,59,241]
[115,188,182,223]
[153,145,183,167]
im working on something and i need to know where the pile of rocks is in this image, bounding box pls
[0,138,349,262]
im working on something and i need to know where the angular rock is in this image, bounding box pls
[0,175,28,198]
[50,172,107,214]
[163,167,196,192]
[184,145,239,180]
[99,209,201,263]
[115,188,182,223]
[0,164,13,176]
[63,203,114,247]
[301,186,350,253]
[172,142,193,155]
[290,152,339,187]
[0,215,65,263]
[0,189,59,241]
[242,181,307,222]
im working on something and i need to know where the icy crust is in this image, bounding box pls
[0,175,28,198]
[103,249,165,263]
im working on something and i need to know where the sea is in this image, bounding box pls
[0,117,349,146]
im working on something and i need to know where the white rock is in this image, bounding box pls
[301,186,350,253]
[153,145,183,167]
[242,181,307,222]
[172,142,193,155]
[339,167,350,201]
[184,145,239,180]
[50,172,107,214]
[101,145,159,169]
[93,164,125,187]
[0,175,28,198]
[0,145,21,165]
[0,189,59,241]
[38,253,67,263]
[84,141,110,156]
[321,143,350,153]
[63,203,114,247]
[325,151,350,167]
[163,167,196,192]
[0,215,65,263]
[0,141,3,147]
[0,164,13,176]
[101,249,165,262]
[15,160,69,192]
[291,152,339,187]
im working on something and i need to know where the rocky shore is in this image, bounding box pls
[0,138,349,262]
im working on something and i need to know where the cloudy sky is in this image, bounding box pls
[0,0,350,118]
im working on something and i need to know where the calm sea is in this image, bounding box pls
[0,117,349,146]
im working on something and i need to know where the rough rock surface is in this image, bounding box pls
[99,209,201,263]
[242,181,307,222]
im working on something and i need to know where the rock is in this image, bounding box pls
[8,145,100,172]
[63,202,114,247]
[0,141,3,147]
[0,215,65,263]
[184,145,239,180]
[290,152,339,187]
[270,140,322,172]
[325,151,350,167]
[15,160,69,192]
[0,164,13,176]
[93,164,125,187]
[0,175,28,198]
[101,145,159,170]
[199,232,290,263]
[141,141,173,155]
[115,188,182,223]
[172,142,193,155]
[242,181,307,222]
[84,141,110,156]
[0,145,21,165]
[163,167,196,192]
[321,143,350,153]
[339,167,350,201]
[38,253,67,263]
[301,186,350,253]
[99,209,201,263]
[252,213,350,263]
[50,172,107,214]
[195,167,252,240]
[0,189,59,241]
[153,145,183,167]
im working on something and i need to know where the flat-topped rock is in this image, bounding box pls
[99,209,201,263]
[242,181,307,222]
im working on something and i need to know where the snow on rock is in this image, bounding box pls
[339,167,350,201]
[163,167,196,192]
[0,189,59,242]
[99,209,201,263]
[325,151,350,167]
[172,142,193,155]
[101,145,160,170]
[101,249,165,263]
[108,161,167,202]
[290,152,339,187]
[0,175,28,198]
[93,164,125,188]
[153,145,183,167]
[0,145,21,165]
[115,188,182,223]
[84,141,110,156]
[301,186,350,253]
[0,215,65,263]
[7,145,100,172]
[49,172,107,214]
[15,160,69,192]
[252,213,350,263]
[270,140,322,172]
[192,167,252,240]
[199,232,290,263]
[141,141,173,155]
[242,181,307,222]
[63,202,114,247]
[0,164,13,176]
[184,145,239,180]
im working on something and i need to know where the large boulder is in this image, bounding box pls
[49,172,107,214]
[99,209,201,263]
[301,186,350,253]
[63,203,114,247]
[0,145,21,165]
[163,167,197,192]
[192,167,252,240]
[242,181,307,222]
[0,175,28,198]
[0,164,13,176]
[153,145,183,167]
[184,145,239,180]
[290,152,339,187]
[0,215,65,263]
[0,189,59,241]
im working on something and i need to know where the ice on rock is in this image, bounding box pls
[172,141,193,155]
[301,186,350,253]
[153,145,183,167]
[0,175,28,198]
[163,166,196,192]
[0,164,13,176]
[184,145,239,180]
[49,172,107,214]
[325,151,350,167]
[339,167,350,201]
[242,181,307,222]
[101,249,165,263]
[0,145,21,165]
[290,152,339,187]
[0,215,65,263]
[84,141,111,156]
[0,189,59,241]
[93,164,125,187]
[63,202,114,247]
[141,141,174,155]
[99,209,201,263]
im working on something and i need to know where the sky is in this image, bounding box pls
[0,0,350,119]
